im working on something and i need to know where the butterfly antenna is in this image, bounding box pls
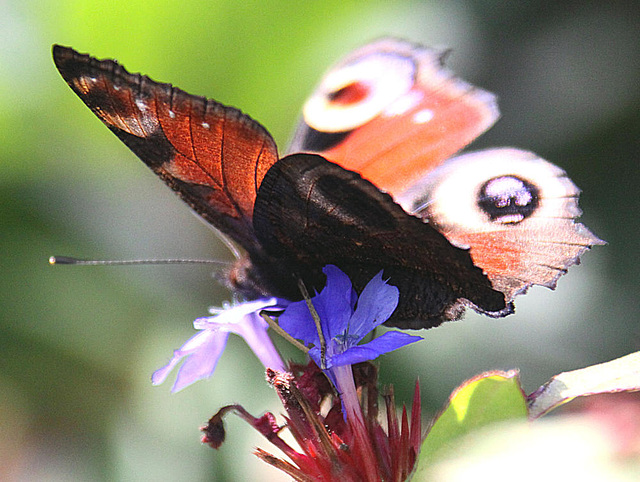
[297,278,327,370]
[49,255,231,267]
[208,228,243,260]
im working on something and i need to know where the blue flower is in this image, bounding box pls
[279,265,422,425]
[152,298,288,392]
[279,265,422,372]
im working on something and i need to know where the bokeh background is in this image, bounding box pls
[2,1,638,480]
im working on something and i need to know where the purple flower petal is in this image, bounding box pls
[153,298,287,392]
[277,301,317,343]
[279,265,411,370]
[170,331,229,392]
[230,312,287,372]
[315,265,355,339]
[348,270,399,340]
[279,265,354,345]
[151,327,225,387]
[328,331,422,367]
[276,265,422,426]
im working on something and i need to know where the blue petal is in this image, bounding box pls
[307,346,324,370]
[279,265,354,345]
[328,331,422,367]
[276,300,318,344]
[347,270,399,340]
[314,265,354,339]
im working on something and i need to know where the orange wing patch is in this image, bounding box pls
[53,45,278,251]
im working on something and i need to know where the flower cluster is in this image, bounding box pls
[202,362,423,482]
[154,265,423,479]
[151,264,640,480]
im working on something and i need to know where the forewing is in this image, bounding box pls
[53,45,279,254]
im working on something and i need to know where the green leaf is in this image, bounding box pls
[412,370,527,478]
[528,351,640,419]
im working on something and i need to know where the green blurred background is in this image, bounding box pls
[2,1,638,480]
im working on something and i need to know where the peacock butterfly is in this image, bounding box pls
[52,39,603,329]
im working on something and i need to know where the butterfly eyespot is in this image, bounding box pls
[477,175,539,224]
[327,82,370,106]
[302,51,415,133]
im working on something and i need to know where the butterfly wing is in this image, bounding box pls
[53,45,278,255]
[396,148,605,301]
[54,42,603,318]
[288,38,499,197]
[290,39,603,303]
[253,153,509,329]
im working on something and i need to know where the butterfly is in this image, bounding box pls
[52,39,603,329]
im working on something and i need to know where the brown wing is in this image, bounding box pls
[287,38,499,197]
[252,154,510,329]
[53,45,279,254]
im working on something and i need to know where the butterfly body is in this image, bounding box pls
[53,40,603,329]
